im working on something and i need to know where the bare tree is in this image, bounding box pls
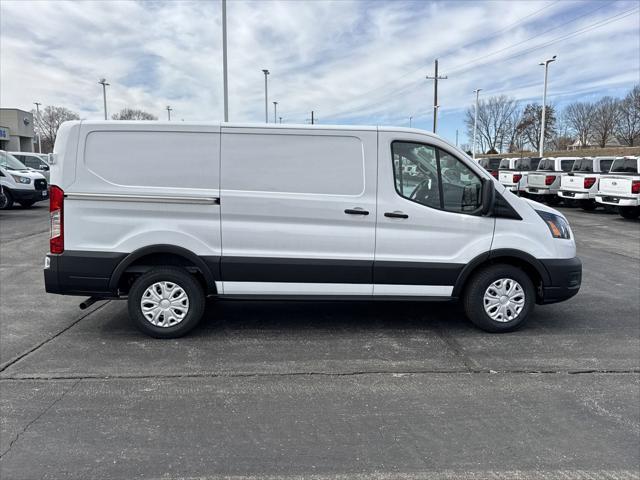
[592,97,620,148]
[564,102,595,149]
[615,85,640,146]
[464,95,518,153]
[112,108,158,120]
[516,103,556,152]
[31,106,80,153]
[549,116,573,151]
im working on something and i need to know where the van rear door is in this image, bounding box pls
[219,127,377,295]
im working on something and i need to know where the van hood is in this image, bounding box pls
[521,197,565,218]
[1,166,46,180]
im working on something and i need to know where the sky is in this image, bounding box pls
[1,0,639,146]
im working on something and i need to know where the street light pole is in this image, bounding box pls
[222,0,229,122]
[472,88,482,160]
[279,116,282,124]
[538,55,557,157]
[262,69,270,123]
[166,106,172,121]
[273,101,278,124]
[34,102,42,153]
[409,116,413,128]
[98,78,109,120]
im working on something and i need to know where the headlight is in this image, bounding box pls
[536,210,571,239]
[10,174,31,184]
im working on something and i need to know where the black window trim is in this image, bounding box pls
[390,140,484,216]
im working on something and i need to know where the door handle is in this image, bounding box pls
[344,208,369,215]
[384,211,409,219]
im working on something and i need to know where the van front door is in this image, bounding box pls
[219,127,378,295]
[374,132,495,297]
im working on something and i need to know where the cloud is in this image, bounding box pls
[1,0,638,143]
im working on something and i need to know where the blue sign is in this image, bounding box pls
[0,127,8,139]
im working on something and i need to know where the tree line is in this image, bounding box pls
[463,84,640,154]
[31,107,158,152]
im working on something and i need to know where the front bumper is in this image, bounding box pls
[558,190,592,200]
[7,187,48,203]
[595,195,639,207]
[538,257,582,304]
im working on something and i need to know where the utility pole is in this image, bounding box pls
[472,88,482,159]
[539,55,557,156]
[222,0,229,122]
[166,106,172,121]
[262,69,270,123]
[273,101,278,124]
[98,78,109,120]
[425,59,447,134]
[33,102,42,153]
[409,116,413,128]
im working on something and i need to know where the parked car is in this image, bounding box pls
[0,151,49,209]
[478,157,501,179]
[44,121,581,337]
[498,158,519,192]
[526,157,577,203]
[558,157,614,211]
[595,156,640,219]
[511,157,542,196]
[8,151,51,182]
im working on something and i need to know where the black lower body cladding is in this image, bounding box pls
[539,257,582,304]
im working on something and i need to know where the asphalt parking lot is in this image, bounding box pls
[0,203,638,479]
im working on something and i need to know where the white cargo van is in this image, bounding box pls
[44,122,581,338]
[596,156,640,219]
[0,151,49,209]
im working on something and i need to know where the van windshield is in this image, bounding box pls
[537,159,555,171]
[0,151,29,170]
[571,158,594,172]
[514,157,541,171]
[499,158,511,169]
[610,158,639,174]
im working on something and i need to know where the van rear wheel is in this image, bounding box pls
[463,264,535,333]
[128,267,205,338]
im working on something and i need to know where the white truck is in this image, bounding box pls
[596,156,640,219]
[43,121,581,337]
[526,157,578,204]
[558,157,614,211]
[498,158,519,193]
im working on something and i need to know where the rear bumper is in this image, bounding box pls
[538,257,582,305]
[526,187,554,195]
[44,251,126,296]
[558,190,592,200]
[595,195,639,207]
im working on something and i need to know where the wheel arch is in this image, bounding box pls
[109,245,219,294]
[452,249,551,301]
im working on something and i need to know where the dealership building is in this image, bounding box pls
[0,108,35,152]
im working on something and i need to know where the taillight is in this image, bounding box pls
[50,185,64,254]
[491,170,499,179]
[545,175,555,186]
[513,174,522,183]
[632,180,640,194]
[583,177,596,189]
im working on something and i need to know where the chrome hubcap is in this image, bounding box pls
[140,281,189,328]
[483,278,525,323]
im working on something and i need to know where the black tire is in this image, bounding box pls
[19,201,35,208]
[463,264,535,333]
[580,199,597,211]
[128,267,205,338]
[619,206,640,219]
[0,189,13,210]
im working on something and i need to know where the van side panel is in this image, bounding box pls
[219,127,377,295]
[65,124,221,258]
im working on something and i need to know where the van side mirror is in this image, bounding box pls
[481,178,495,216]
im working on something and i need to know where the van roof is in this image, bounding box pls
[67,120,442,138]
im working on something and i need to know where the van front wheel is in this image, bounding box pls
[128,267,205,338]
[463,264,535,333]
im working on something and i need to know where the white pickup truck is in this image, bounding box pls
[498,157,542,195]
[526,157,577,204]
[596,156,640,219]
[558,157,614,211]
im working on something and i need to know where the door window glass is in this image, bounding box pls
[391,142,483,214]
